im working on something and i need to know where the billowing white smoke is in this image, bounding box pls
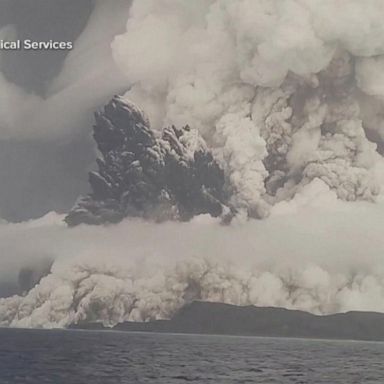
[1,180,384,328]
[112,0,384,217]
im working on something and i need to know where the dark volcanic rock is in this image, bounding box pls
[73,301,384,342]
[65,96,231,226]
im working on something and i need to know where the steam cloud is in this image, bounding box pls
[1,182,384,328]
[2,0,384,328]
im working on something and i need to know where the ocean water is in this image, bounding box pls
[0,329,383,383]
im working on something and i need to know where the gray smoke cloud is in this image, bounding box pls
[1,0,384,328]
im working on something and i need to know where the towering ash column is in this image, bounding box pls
[66,96,231,226]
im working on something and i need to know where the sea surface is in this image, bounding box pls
[0,329,383,383]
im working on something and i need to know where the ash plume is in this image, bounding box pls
[112,0,384,217]
[65,96,230,226]
[2,0,384,328]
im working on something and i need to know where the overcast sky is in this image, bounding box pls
[0,0,130,221]
[0,0,93,93]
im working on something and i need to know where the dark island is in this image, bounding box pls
[71,301,384,342]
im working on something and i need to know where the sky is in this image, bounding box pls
[0,0,129,221]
